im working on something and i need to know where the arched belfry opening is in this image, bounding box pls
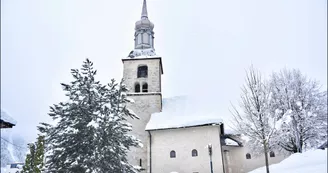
[135,83,141,93]
[142,83,148,92]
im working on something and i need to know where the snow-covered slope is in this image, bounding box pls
[249,149,328,173]
[1,129,27,171]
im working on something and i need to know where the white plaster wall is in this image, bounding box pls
[222,146,288,173]
[123,58,162,93]
[150,126,224,173]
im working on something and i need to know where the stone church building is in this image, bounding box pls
[122,1,287,173]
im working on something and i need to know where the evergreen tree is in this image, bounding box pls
[22,143,36,173]
[93,79,141,173]
[22,135,45,173]
[34,135,45,172]
[38,59,141,173]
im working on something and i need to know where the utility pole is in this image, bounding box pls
[208,144,213,173]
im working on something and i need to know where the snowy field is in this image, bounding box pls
[249,149,327,173]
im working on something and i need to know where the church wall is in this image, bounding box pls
[126,94,162,172]
[222,146,288,173]
[149,125,224,173]
[123,58,162,93]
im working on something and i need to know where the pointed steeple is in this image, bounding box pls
[128,0,156,58]
[141,0,148,19]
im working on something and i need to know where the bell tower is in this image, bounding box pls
[122,0,163,172]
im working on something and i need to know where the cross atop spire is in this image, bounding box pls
[141,0,148,19]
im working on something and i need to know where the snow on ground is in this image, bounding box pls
[249,149,328,173]
[145,96,223,130]
[1,109,17,125]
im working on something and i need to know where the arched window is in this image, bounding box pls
[192,149,198,157]
[170,150,176,158]
[143,33,149,44]
[142,83,148,93]
[135,83,140,93]
[137,34,142,44]
[246,153,251,159]
[137,65,148,78]
[270,151,275,157]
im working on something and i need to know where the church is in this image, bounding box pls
[122,1,286,173]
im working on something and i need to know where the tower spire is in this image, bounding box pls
[128,0,156,58]
[141,0,148,19]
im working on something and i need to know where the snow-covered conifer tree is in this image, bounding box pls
[270,68,327,153]
[22,135,45,173]
[34,135,45,172]
[92,79,141,173]
[231,66,278,173]
[22,143,36,173]
[38,59,141,173]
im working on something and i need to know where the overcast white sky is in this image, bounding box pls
[1,0,327,143]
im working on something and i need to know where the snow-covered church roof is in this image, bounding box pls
[145,96,223,131]
[1,109,17,126]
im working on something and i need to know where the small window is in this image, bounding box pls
[142,83,148,93]
[139,159,142,167]
[137,65,148,78]
[10,164,18,168]
[192,149,198,157]
[270,151,275,157]
[246,153,251,159]
[135,83,140,93]
[170,150,176,158]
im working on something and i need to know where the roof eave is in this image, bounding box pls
[0,120,15,128]
[146,122,222,132]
